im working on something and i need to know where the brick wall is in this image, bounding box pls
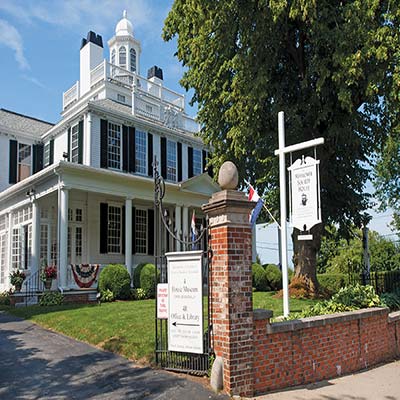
[253,308,400,395]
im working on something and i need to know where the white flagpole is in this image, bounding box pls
[278,111,290,317]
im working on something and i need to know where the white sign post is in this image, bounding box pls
[275,111,324,317]
[167,250,204,354]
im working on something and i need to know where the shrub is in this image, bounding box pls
[133,263,147,288]
[317,273,349,295]
[332,284,381,309]
[140,264,159,298]
[131,288,147,300]
[380,289,400,311]
[100,289,115,302]
[39,292,64,306]
[264,264,282,291]
[252,263,270,292]
[0,291,11,305]
[98,264,131,300]
[287,276,310,299]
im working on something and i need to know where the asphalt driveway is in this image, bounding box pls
[0,311,227,400]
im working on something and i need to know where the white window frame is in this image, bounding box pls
[107,204,122,254]
[193,148,202,176]
[44,142,50,167]
[70,123,79,163]
[135,208,147,255]
[107,122,122,170]
[167,139,177,182]
[17,143,32,182]
[135,130,147,175]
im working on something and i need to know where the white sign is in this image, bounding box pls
[288,156,321,231]
[157,283,168,319]
[167,251,204,354]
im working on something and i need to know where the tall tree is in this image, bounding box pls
[164,0,400,294]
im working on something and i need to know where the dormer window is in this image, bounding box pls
[130,48,136,72]
[119,46,126,69]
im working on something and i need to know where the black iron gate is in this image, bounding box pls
[153,158,212,375]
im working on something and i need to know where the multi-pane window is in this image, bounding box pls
[76,209,82,222]
[108,122,121,170]
[135,209,147,254]
[40,225,48,262]
[11,228,20,270]
[0,214,7,232]
[71,124,79,163]
[108,206,121,253]
[135,130,147,174]
[193,149,202,176]
[167,140,177,181]
[14,206,32,225]
[119,46,126,68]
[117,94,126,103]
[18,143,31,182]
[76,227,82,257]
[0,233,7,285]
[130,48,136,72]
[44,142,50,166]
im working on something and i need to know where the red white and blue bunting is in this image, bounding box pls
[71,264,100,288]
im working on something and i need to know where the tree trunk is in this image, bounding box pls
[292,223,324,297]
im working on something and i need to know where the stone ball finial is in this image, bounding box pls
[218,161,239,190]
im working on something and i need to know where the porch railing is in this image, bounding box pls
[24,270,44,306]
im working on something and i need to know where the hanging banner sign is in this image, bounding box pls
[167,250,204,354]
[288,156,321,231]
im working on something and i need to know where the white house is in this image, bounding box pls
[0,11,218,297]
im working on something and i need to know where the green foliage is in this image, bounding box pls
[133,263,147,288]
[131,288,147,301]
[380,289,400,311]
[98,264,131,300]
[39,292,64,306]
[10,270,26,287]
[0,291,11,305]
[317,274,349,295]
[100,289,115,302]
[264,264,282,291]
[288,284,381,319]
[140,264,159,299]
[252,263,270,291]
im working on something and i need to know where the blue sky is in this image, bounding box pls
[0,1,396,264]
[0,0,193,123]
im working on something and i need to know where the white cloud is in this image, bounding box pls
[0,18,29,70]
[21,74,46,89]
[0,0,161,37]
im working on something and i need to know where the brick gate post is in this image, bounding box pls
[202,162,255,397]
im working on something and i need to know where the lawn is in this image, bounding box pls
[2,292,317,363]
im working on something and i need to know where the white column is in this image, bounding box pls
[7,212,13,290]
[59,188,69,289]
[252,224,257,262]
[85,112,92,165]
[175,205,182,252]
[125,198,132,278]
[31,201,41,275]
[182,206,189,250]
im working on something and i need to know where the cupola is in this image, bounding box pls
[108,10,141,75]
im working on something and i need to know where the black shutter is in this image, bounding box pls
[129,127,136,173]
[100,119,108,168]
[33,144,44,174]
[177,142,182,181]
[132,206,136,254]
[207,151,214,178]
[202,150,207,173]
[100,203,108,254]
[49,139,54,165]
[78,120,84,164]
[67,127,71,162]
[160,137,167,178]
[147,209,154,255]
[122,125,128,172]
[122,206,126,254]
[147,132,153,177]
[9,140,17,184]
[188,146,193,178]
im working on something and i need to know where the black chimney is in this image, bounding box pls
[81,31,103,49]
[147,66,163,81]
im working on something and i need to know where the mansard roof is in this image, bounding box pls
[0,108,54,137]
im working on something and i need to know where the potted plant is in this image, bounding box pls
[40,262,57,290]
[10,270,26,292]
